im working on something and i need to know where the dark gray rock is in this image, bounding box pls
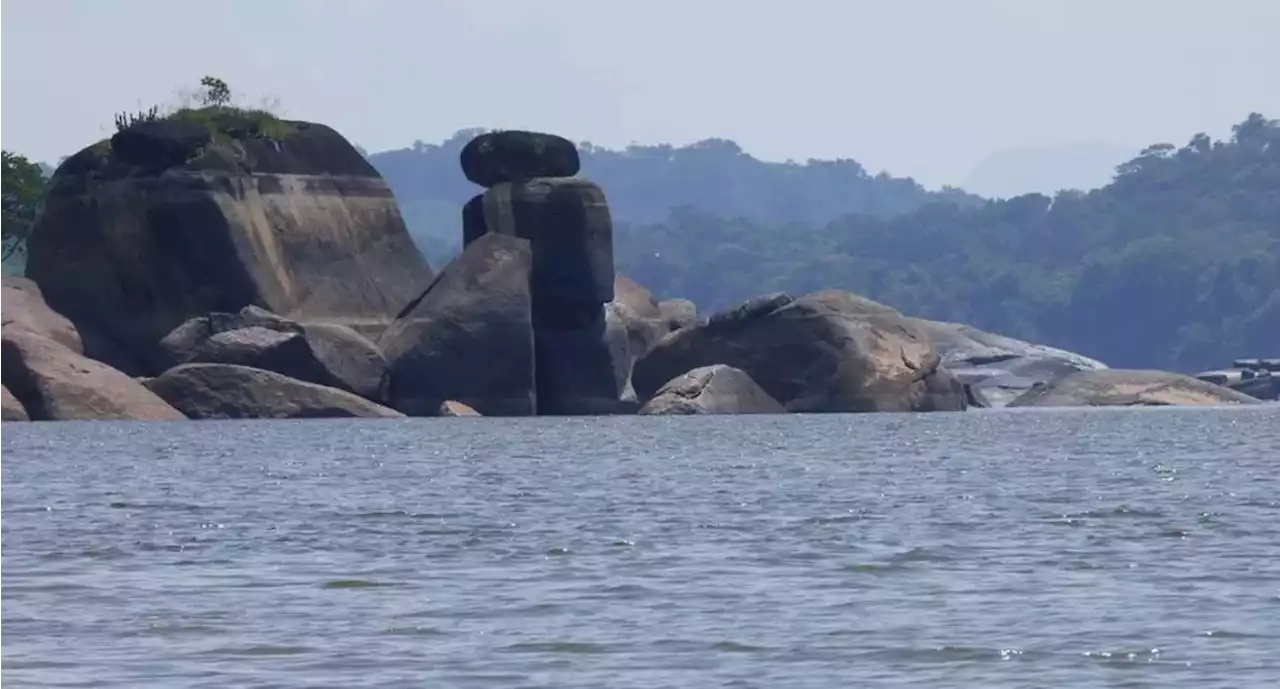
[633,290,967,413]
[1008,369,1262,407]
[639,365,784,415]
[26,120,434,372]
[460,130,580,187]
[461,193,486,247]
[480,176,614,306]
[378,233,537,416]
[909,318,1108,408]
[145,363,402,419]
[533,303,633,415]
[159,306,390,402]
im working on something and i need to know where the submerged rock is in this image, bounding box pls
[145,363,403,419]
[26,116,433,372]
[2,331,185,421]
[633,290,967,413]
[639,365,784,415]
[379,233,537,416]
[1008,369,1262,407]
[460,130,580,187]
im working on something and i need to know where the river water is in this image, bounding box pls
[3,407,1279,688]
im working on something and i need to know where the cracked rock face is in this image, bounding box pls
[633,290,967,413]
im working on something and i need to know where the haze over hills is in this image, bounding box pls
[959,142,1139,198]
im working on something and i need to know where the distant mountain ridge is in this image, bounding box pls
[367,129,980,265]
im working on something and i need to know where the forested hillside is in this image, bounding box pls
[616,114,1279,372]
[368,129,977,266]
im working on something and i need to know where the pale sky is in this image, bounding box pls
[3,0,1277,189]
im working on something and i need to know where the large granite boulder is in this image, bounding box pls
[639,365,784,415]
[2,331,185,421]
[534,303,634,415]
[2,276,83,354]
[1008,369,1263,407]
[633,290,967,413]
[145,363,402,419]
[460,130,580,188]
[613,274,663,320]
[159,306,390,402]
[379,233,537,416]
[2,384,30,421]
[908,319,1108,407]
[479,176,615,307]
[25,113,434,373]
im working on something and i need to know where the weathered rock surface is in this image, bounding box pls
[633,290,967,413]
[2,331,185,421]
[26,116,434,372]
[144,363,403,419]
[439,400,481,417]
[658,298,699,331]
[2,276,83,354]
[613,274,663,320]
[480,176,614,306]
[1008,369,1263,408]
[2,384,30,421]
[639,365,784,415]
[461,193,486,247]
[460,130,580,188]
[535,304,634,415]
[159,306,390,402]
[379,233,537,416]
[909,319,1108,407]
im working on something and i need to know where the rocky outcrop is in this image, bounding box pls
[1008,369,1263,407]
[25,114,434,372]
[639,365,784,415]
[439,400,481,417]
[379,233,537,416]
[2,331,185,421]
[160,306,390,402]
[909,319,1108,407]
[461,133,625,414]
[144,363,403,419]
[2,276,83,354]
[2,384,30,421]
[633,290,967,413]
[460,131,580,187]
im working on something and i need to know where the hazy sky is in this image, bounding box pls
[3,0,1277,188]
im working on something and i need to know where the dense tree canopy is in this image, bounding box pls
[615,114,1279,372]
[1,150,49,262]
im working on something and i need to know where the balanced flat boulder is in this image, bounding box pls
[144,363,403,419]
[2,276,83,354]
[1008,369,1262,408]
[632,290,967,413]
[909,318,1108,407]
[2,331,185,421]
[159,306,390,402]
[460,130,580,188]
[26,116,434,372]
[2,384,30,421]
[480,176,615,306]
[379,233,537,416]
[639,365,784,415]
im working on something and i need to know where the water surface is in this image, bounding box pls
[3,407,1279,688]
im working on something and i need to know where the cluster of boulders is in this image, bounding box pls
[2,124,1266,422]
